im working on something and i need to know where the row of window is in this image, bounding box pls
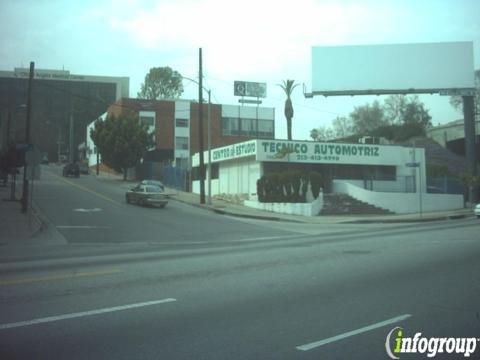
[222,117,274,137]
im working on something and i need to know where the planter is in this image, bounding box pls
[244,194,323,217]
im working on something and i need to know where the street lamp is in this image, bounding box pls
[179,75,213,206]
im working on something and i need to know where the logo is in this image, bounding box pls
[385,327,479,358]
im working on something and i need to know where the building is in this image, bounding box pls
[0,68,129,161]
[86,97,275,170]
[192,139,464,214]
[427,118,480,157]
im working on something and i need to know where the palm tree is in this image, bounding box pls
[279,80,299,140]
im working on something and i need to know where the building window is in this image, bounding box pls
[175,136,189,150]
[221,117,273,138]
[176,118,188,127]
[221,117,240,136]
[140,116,155,127]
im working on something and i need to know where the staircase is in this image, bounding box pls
[320,193,394,215]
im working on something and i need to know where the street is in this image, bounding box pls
[0,166,479,359]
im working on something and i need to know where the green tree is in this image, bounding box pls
[350,100,387,134]
[279,79,299,140]
[138,66,184,100]
[90,113,151,180]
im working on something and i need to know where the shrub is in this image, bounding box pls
[309,171,323,199]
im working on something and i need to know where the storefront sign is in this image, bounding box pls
[211,140,256,162]
[256,140,398,165]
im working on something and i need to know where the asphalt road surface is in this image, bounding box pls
[1,166,479,359]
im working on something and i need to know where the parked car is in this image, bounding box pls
[140,179,165,191]
[63,163,80,177]
[475,204,480,219]
[125,184,168,208]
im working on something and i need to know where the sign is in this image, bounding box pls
[234,81,267,98]
[255,140,410,166]
[193,139,423,167]
[406,162,420,167]
[14,68,86,81]
[238,99,262,105]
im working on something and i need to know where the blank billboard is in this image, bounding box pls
[311,42,475,95]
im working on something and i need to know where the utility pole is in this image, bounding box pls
[198,48,205,204]
[207,89,212,205]
[69,110,74,163]
[21,61,34,214]
[463,95,477,204]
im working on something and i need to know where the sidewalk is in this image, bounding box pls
[0,183,43,247]
[164,187,474,224]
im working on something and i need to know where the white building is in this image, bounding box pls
[192,139,464,214]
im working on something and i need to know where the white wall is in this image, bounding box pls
[193,158,260,197]
[333,180,464,214]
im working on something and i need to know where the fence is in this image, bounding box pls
[135,161,189,191]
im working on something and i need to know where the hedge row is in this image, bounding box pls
[257,171,323,203]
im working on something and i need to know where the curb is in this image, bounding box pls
[342,214,470,224]
[169,196,306,223]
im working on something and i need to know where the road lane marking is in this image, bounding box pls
[0,298,177,330]
[47,171,121,205]
[296,314,412,351]
[0,268,123,286]
[56,225,110,229]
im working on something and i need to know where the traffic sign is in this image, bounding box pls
[405,162,420,168]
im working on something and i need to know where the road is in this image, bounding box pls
[1,165,479,359]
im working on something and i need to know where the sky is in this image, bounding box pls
[1,0,479,140]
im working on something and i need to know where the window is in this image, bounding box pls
[221,117,239,136]
[140,116,155,127]
[176,118,188,127]
[175,136,189,150]
[221,117,273,138]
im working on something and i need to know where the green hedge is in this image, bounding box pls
[257,171,323,203]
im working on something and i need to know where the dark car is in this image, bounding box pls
[63,163,80,177]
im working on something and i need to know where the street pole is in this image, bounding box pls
[198,48,206,204]
[21,61,34,214]
[207,89,212,205]
[69,112,74,163]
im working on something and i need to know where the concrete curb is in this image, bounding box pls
[169,196,307,223]
[342,214,471,224]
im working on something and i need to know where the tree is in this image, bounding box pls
[137,66,184,100]
[310,126,334,141]
[349,100,387,134]
[90,113,151,180]
[279,79,299,140]
[449,69,480,117]
[384,94,407,124]
[332,116,354,138]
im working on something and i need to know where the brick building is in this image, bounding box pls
[86,97,275,169]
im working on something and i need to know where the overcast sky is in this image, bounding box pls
[1,0,479,140]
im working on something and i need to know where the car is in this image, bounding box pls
[41,153,49,165]
[140,179,165,191]
[125,184,168,208]
[78,162,89,174]
[475,204,480,219]
[62,163,80,177]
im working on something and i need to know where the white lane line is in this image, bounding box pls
[56,226,110,229]
[0,298,176,330]
[296,314,412,351]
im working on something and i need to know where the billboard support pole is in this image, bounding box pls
[463,95,477,204]
[21,62,34,214]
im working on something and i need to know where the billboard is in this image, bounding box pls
[311,42,475,95]
[234,81,267,98]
